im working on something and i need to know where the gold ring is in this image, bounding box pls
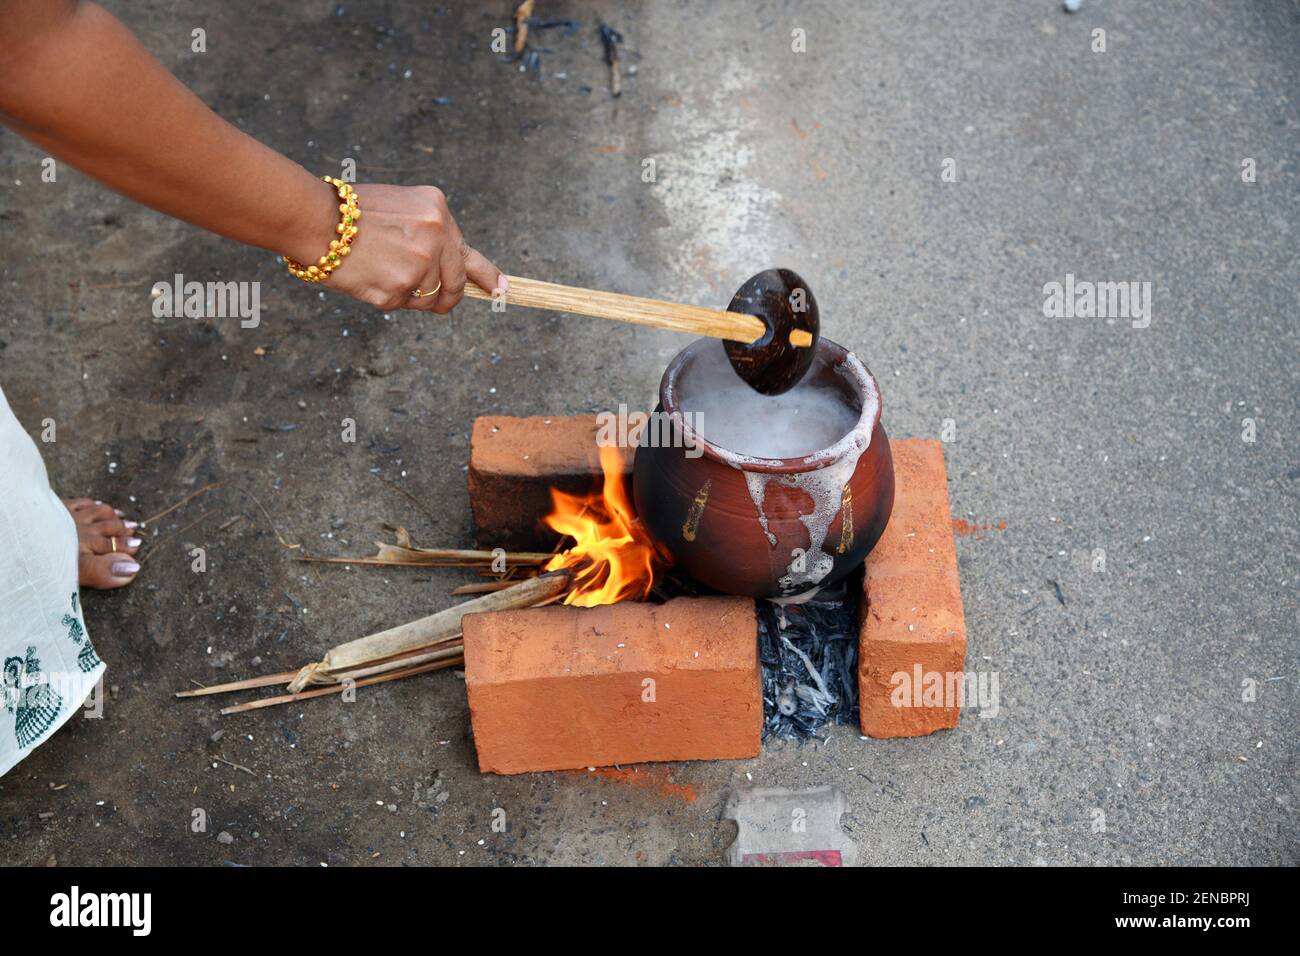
[411,281,442,298]
[110,537,117,552]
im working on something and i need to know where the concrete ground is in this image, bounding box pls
[0,0,1295,866]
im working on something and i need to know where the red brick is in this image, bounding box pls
[463,597,761,774]
[858,439,967,738]
[468,415,633,551]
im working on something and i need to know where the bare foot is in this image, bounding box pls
[61,498,141,590]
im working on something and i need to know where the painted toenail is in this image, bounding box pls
[111,561,140,576]
[124,520,139,529]
[115,509,125,516]
[128,538,142,548]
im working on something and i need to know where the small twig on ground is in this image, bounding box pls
[246,492,300,551]
[140,511,210,565]
[373,473,438,527]
[600,24,624,97]
[140,481,224,528]
[211,754,256,776]
[216,514,245,533]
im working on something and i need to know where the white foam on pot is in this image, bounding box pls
[678,344,859,459]
[670,340,881,595]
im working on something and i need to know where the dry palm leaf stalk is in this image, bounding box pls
[177,570,572,711]
[176,670,299,697]
[220,656,465,716]
[286,570,570,691]
[302,639,467,685]
[451,580,527,595]
[293,527,551,570]
[181,452,648,712]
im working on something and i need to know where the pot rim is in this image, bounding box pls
[659,337,883,474]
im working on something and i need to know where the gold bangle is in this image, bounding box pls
[284,176,360,283]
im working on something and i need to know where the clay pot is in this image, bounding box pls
[633,338,894,599]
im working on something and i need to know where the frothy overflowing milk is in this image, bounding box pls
[675,344,859,458]
[669,341,880,596]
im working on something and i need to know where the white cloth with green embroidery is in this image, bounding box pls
[0,384,105,778]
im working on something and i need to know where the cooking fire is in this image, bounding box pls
[543,445,662,607]
[183,268,919,762]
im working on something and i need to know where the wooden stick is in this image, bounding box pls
[608,46,621,98]
[181,574,560,700]
[293,557,487,568]
[464,276,777,345]
[294,548,551,567]
[451,581,520,595]
[600,24,623,98]
[175,670,300,698]
[368,547,551,564]
[176,639,464,700]
[325,643,464,684]
[285,569,571,692]
[221,657,463,716]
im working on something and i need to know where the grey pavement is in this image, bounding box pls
[0,0,1295,865]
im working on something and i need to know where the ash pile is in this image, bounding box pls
[652,570,860,741]
[756,576,860,741]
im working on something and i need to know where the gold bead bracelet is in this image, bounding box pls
[284,176,360,283]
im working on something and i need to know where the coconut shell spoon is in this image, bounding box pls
[462,269,818,394]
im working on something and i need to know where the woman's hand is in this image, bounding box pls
[0,5,506,316]
[291,183,507,314]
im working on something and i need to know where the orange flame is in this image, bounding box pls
[543,445,660,606]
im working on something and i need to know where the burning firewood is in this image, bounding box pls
[178,446,659,713]
[540,445,662,606]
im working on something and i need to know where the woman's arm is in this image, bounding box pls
[0,0,503,313]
